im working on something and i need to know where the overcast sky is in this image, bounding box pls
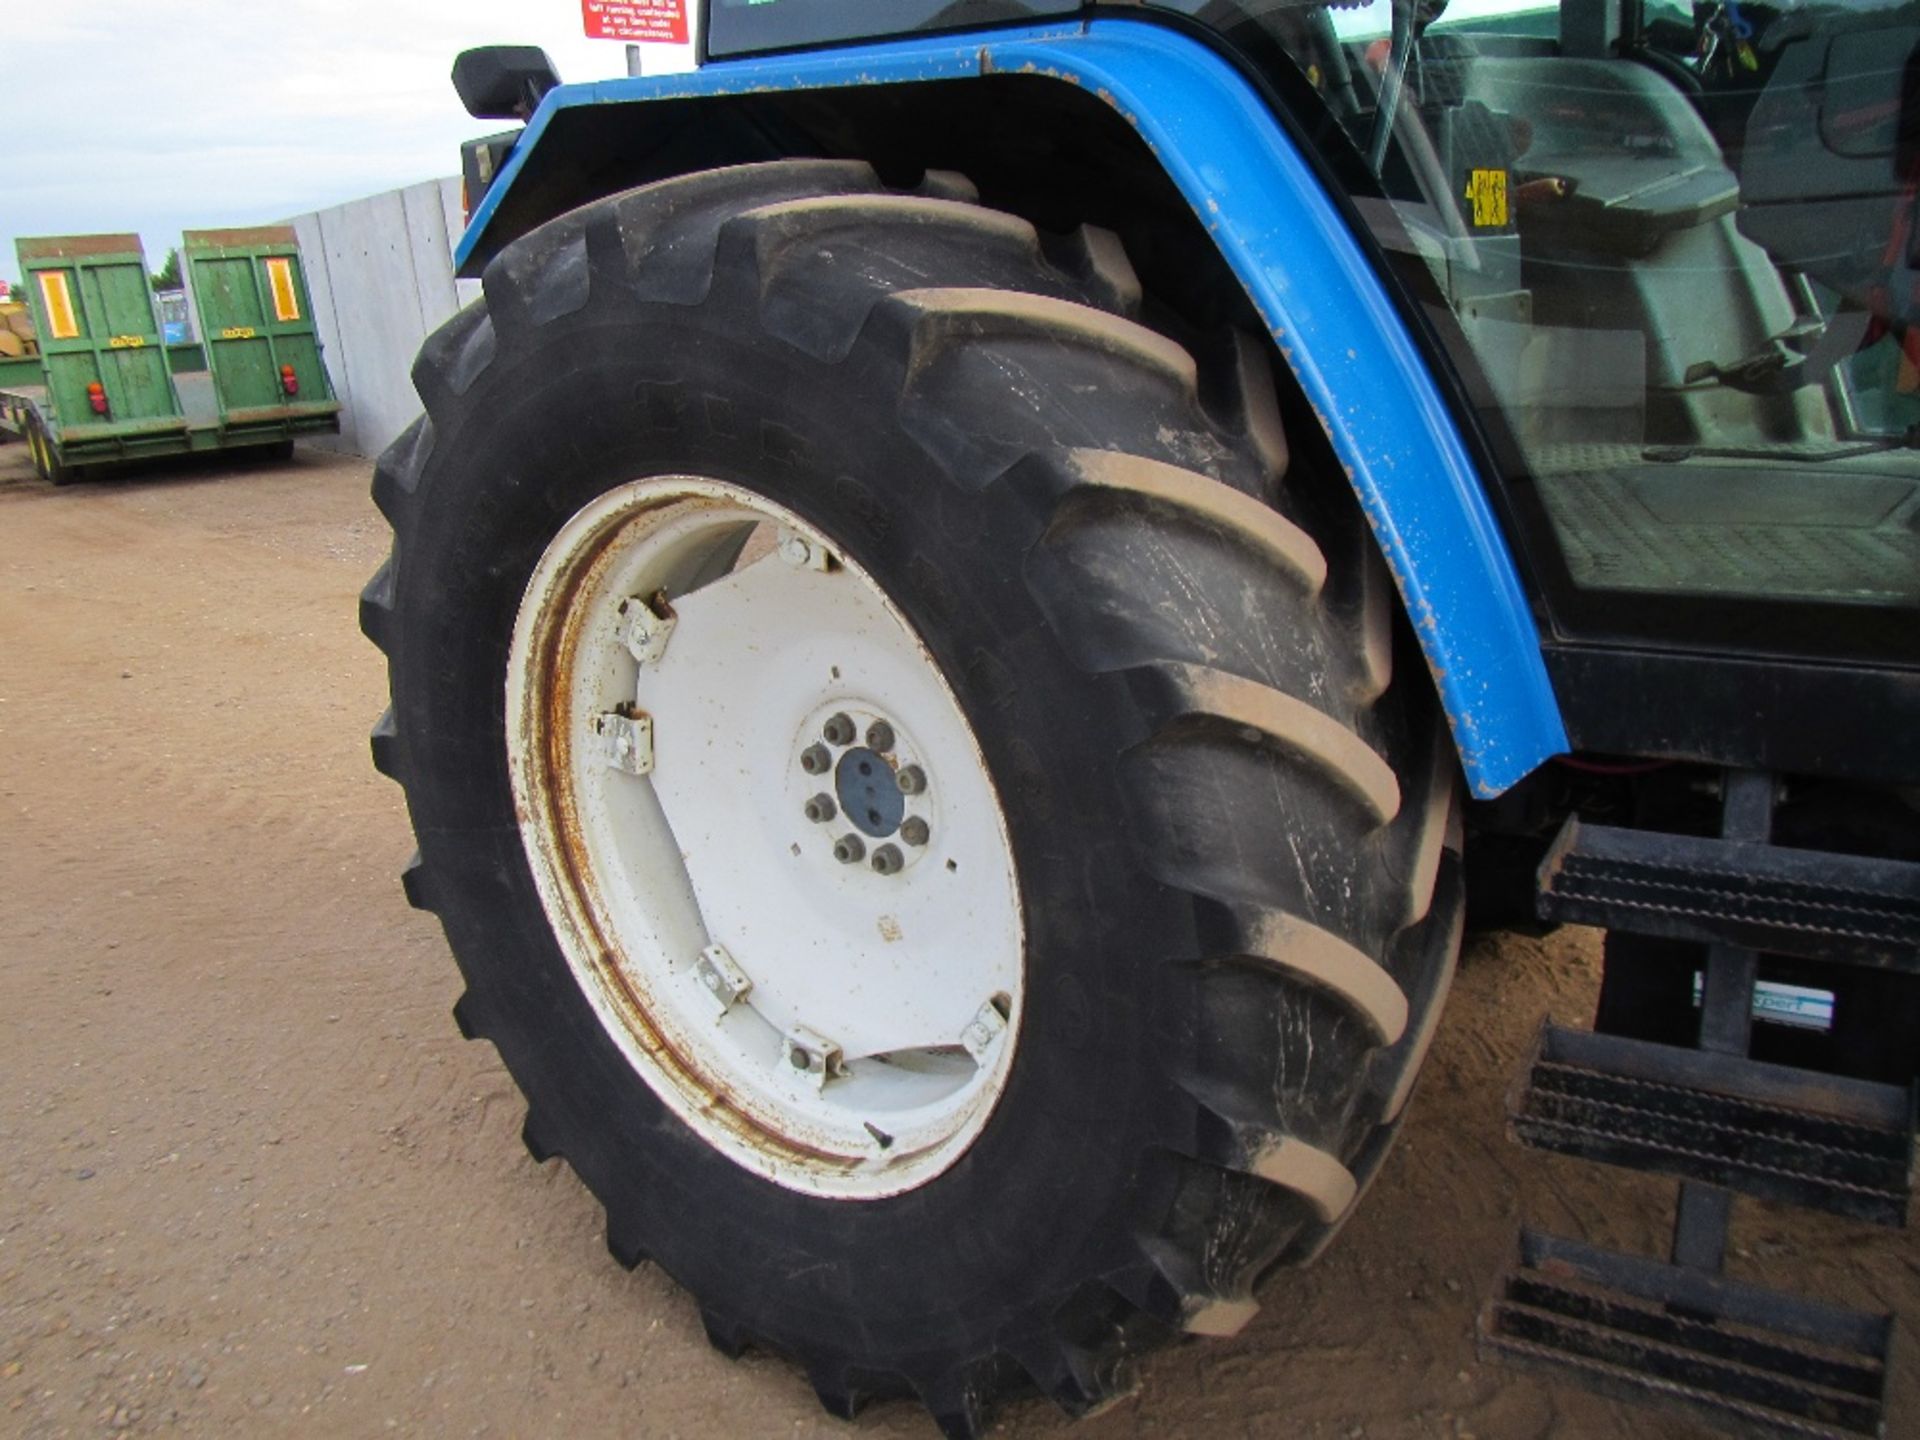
[4,2,635,286]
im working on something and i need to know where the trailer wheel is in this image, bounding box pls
[364,161,1462,1435]
[26,415,70,487]
[25,414,60,487]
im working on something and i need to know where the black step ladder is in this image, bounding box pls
[1479,771,1920,1440]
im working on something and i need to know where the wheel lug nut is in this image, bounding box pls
[897,765,926,795]
[870,844,904,875]
[800,743,831,775]
[832,834,866,864]
[866,720,895,753]
[822,713,855,746]
[803,794,836,823]
[900,817,930,847]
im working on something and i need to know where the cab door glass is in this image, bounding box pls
[1158,0,1920,664]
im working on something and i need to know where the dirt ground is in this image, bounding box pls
[0,439,1912,1440]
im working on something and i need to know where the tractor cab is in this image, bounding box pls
[378,5,1920,1438]
[1255,0,1920,772]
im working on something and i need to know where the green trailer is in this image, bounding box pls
[179,226,340,445]
[0,228,339,484]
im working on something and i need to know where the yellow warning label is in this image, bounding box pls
[1464,168,1510,228]
[265,257,300,323]
[38,271,80,340]
[222,326,257,341]
[108,334,146,349]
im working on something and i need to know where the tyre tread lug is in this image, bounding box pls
[1347,544,1396,704]
[589,159,884,302]
[1007,1330,1139,1418]
[606,1215,649,1271]
[1239,1133,1359,1224]
[357,556,396,653]
[1053,223,1144,316]
[520,1111,560,1165]
[410,303,495,414]
[450,993,479,1041]
[698,1305,749,1359]
[1212,329,1291,491]
[913,1362,1005,1440]
[735,194,1054,359]
[892,284,1197,396]
[912,168,980,203]
[1146,660,1402,826]
[482,230,590,338]
[370,415,433,525]
[1396,727,1461,929]
[1375,856,1466,1122]
[398,849,433,912]
[1224,907,1410,1046]
[1136,1235,1262,1337]
[1058,446,1326,594]
[369,706,403,781]
[806,1359,892,1421]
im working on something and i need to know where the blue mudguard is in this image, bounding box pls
[458,18,1571,798]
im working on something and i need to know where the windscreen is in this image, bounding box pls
[706,0,1082,57]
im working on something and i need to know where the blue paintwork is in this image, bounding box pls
[457,18,1571,797]
[455,26,1081,264]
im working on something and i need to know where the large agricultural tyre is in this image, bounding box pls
[363,160,1464,1435]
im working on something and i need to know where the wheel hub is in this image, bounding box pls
[792,705,936,877]
[836,746,905,839]
[505,477,1023,1199]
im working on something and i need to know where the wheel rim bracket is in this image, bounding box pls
[592,710,655,776]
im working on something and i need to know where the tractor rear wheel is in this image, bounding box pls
[363,160,1463,1435]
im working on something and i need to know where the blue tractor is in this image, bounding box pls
[363,1,1920,1434]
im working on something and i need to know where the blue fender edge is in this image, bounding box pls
[458,17,1571,799]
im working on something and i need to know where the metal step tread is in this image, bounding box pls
[1480,1231,1894,1440]
[1536,818,1920,969]
[1509,1026,1915,1226]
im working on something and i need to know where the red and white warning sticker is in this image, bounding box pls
[581,0,688,43]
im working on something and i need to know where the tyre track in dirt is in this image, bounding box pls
[0,442,1911,1438]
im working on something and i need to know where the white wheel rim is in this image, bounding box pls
[507,477,1025,1198]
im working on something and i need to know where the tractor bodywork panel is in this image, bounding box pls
[456,19,1571,799]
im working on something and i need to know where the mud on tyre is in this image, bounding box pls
[363,160,1463,1435]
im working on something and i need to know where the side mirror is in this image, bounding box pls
[453,46,562,121]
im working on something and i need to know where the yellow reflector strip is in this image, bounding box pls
[265,257,300,323]
[38,272,80,340]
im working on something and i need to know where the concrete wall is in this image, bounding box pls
[289,178,479,457]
